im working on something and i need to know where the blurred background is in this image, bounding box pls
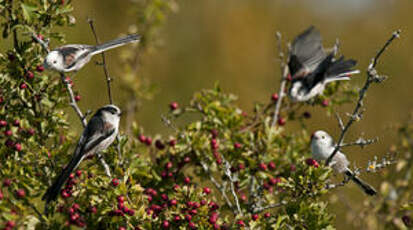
[22,0,413,228]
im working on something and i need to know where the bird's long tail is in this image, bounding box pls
[91,34,141,55]
[325,56,359,83]
[345,170,377,196]
[42,153,85,206]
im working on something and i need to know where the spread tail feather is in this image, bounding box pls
[91,34,141,55]
[325,56,358,83]
[345,170,377,196]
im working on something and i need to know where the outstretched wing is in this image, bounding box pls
[289,26,326,78]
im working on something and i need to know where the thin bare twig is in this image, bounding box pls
[326,29,401,165]
[87,18,113,104]
[252,200,287,213]
[222,156,243,216]
[339,137,378,148]
[271,32,289,128]
[200,161,234,210]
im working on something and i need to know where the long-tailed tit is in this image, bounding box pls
[288,26,360,102]
[311,130,377,196]
[44,34,140,72]
[42,105,121,205]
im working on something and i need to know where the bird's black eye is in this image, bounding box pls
[322,136,325,139]
[53,60,57,64]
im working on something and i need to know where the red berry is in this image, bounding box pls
[252,214,259,221]
[127,209,135,216]
[269,177,280,186]
[238,163,245,170]
[287,73,292,81]
[61,190,71,198]
[16,189,25,198]
[0,191,3,200]
[169,102,179,110]
[277,117,286,126]
[268,161,276,170]
[184,177,191,184]
[6,221,15,228]
[69,173,75,179]
[161,193,168,201]
[203,187,211,195]
[88,206,97,214]
[210,129,218,138]
[174,215,181,222]
[169,199,177,206]
[138,134,146,143]
[12,120,19,127]
[188,222,196,229]
[165,162,173,170]
[145,137,152,146]
[185,214,192,222]
[72,203,80,210]
[112,178,120,187]
[75,170,82,177]
[118,227,126,230]
[74,95,81,102]
[162,220,170,228]
[234,142,242,149]
[26,128,35,135]
[0,120,7,127]
[264,212,271,218]
[168,139,176,147]
[14,143,22,151]
[37,34,44,41]
[237,220,245,226]
[4,130,12,136]
[321,99,329,107]
[155,140,165,150]
[271,93,279,102]
[36,65,44,72]
[183,156,190,164]
[20,83,27,89]
[26,71,34,79]
[305,158,319,168]
[259,162,267,171]
[117,195,125,203]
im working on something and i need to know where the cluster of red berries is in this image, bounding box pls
[210,129,222,165]
[1,118,34,152]
[305,158,320,168]
[60,170,82,199]
[108,195,135,217]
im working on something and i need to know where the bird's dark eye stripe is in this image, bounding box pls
[102,107,118,114]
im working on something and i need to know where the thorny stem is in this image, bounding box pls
[87,18,123,167]
[271,32,289,128]
[326,29,401,165]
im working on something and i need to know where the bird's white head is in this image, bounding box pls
[311,130,334,151]
[44,51,64,71]
[100,104,122,125]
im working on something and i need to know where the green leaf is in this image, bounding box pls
[21,3,37,22]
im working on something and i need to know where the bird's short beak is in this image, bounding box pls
[119,112,123,116]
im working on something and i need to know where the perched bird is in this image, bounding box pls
[42,105,121,206]
[288,26,359,102]
[311,130,377,196]
[44,34,140,72]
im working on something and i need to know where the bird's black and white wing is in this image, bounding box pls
[54,45,92,70]
[42,115,115,204]
[288,26,326,78]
